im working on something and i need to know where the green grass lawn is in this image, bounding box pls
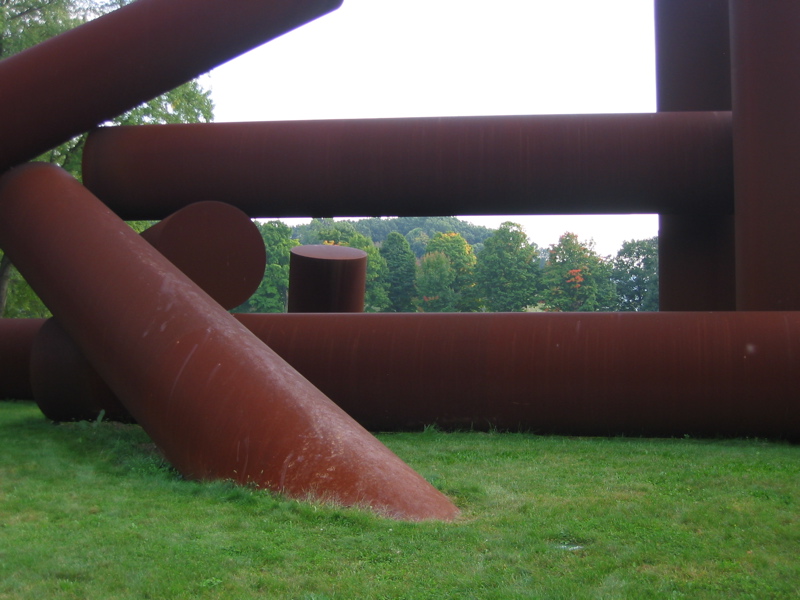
[1,400,798,599]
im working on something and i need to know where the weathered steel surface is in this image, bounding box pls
[288,245,367,313]
[0,0,343,173]
[658,214,735,311]
[82,113,734,220]
[235,312,800,440]
[140,201,266,311]
[30,318,131,422]
[28,201,265,421]
[655,0,731,112]
[0,163,459,521]
[0,318,45,399]
[731,1,800,310]
[655,0,735,311]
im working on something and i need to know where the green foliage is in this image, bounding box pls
[612,236,659,311]
[234,221,298,313]
[423,232,478,311]
[0,251,50,318]
[405,227,431,257]
[379,232,416,312]
[2,401,800,599]
[415,251,456,312]
[474,222,540,312]
[540,232,615,312]
[293,217,494,257]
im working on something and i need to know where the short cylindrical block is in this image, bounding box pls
[288,245,367,313]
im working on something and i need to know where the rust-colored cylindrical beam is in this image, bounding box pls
[30,318,131,422]
[0,318,45,399]
[655,0,735,311]
[655,0,731,112]
[140,201,265,311]
[0,0,342,173]
[288,245,367,313]
[82,113,734,220]
[29,200,265,421]
[731,1,800,310]
[658,214,735,311]
[234,312,800,440]
[0,163,458,521]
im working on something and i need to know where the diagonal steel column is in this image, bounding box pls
[0,163,459,521]
[0,0,342,173]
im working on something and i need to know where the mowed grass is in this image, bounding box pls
[1,400,798,600]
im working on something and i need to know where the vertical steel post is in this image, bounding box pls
[655,0,735,310]
[731,1,800,310]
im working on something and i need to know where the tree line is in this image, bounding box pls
[233,217,659,314]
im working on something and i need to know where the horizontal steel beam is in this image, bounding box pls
[234,312,800,440]
[83,112,733,220]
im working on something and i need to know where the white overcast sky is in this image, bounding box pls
[208,0,658,256]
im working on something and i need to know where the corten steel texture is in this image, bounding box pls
[288,245,367,313]
[140,201,266,311]
[658,214,736,311]
[0,0,343,173]
[0,318,45,399]
[655,0,731,112]
[731,1,800,310]
[655,0,736,311]
[29,200,265,422]
[0,164,459,521]
[234,312,800,440]
[82,113,734,220]
[30,318,132,423]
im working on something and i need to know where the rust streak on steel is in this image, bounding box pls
[82,112,734,220]
[288,245,367,313]
[0,0,343,173]
[0,163,459,522]
[29,201,266,421]
[234,312,800,440]
[731,1,800,310]
[0,318,45,399]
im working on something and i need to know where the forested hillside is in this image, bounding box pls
[234,217,659,314]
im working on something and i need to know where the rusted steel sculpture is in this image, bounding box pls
[1,0,799,520]
[81,113,733,220]
[0,0,343,173]
[288,245,367,313]
[234,312,800,440]
[0,318,45,399]
[31,318,130,423]
[30,201,266,422]
[0,163,459,521]
[731,1,800,310]
[655,0,735,311]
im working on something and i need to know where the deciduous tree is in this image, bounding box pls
[474,222,540,312]
[612,236,659,311]
[380,232,416,312]
[539,232,615,312]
